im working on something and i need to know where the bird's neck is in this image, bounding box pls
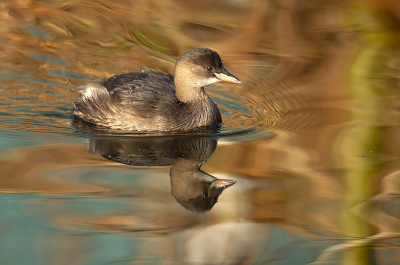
[175,83,207,103]
[174,77,206,104]
[173,62,208,103]
[173,65,222,128]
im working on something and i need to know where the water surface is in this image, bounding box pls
[1,1,400,264]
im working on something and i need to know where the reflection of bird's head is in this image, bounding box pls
[170,158,236,213]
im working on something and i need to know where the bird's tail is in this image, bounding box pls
[72,83,114,126]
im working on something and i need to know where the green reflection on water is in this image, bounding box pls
[340,4,399,265]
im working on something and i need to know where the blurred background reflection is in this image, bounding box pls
[1,0,400,264]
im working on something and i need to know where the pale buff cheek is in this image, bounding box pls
[195,77,220,87]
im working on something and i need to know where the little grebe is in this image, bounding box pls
[73,48,241,131]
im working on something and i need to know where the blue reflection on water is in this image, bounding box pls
[25,26,52,40]
[28,54,69,66]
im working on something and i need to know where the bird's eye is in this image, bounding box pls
[202,192,209,198]
[207,66,213,71]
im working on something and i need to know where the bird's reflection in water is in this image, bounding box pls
[87,137,236,213]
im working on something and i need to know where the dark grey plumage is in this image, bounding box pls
[73,48,240,132]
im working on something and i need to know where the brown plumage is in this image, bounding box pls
[73,48,240,132]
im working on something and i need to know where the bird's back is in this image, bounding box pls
[73,71,181,130]
[102,71,177,109]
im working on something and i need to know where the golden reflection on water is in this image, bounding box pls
[1,0,400,264]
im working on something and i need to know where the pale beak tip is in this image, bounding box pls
[214,179,237,189]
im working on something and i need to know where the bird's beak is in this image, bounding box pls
[211,179,237,189]
[214,70,241,83]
